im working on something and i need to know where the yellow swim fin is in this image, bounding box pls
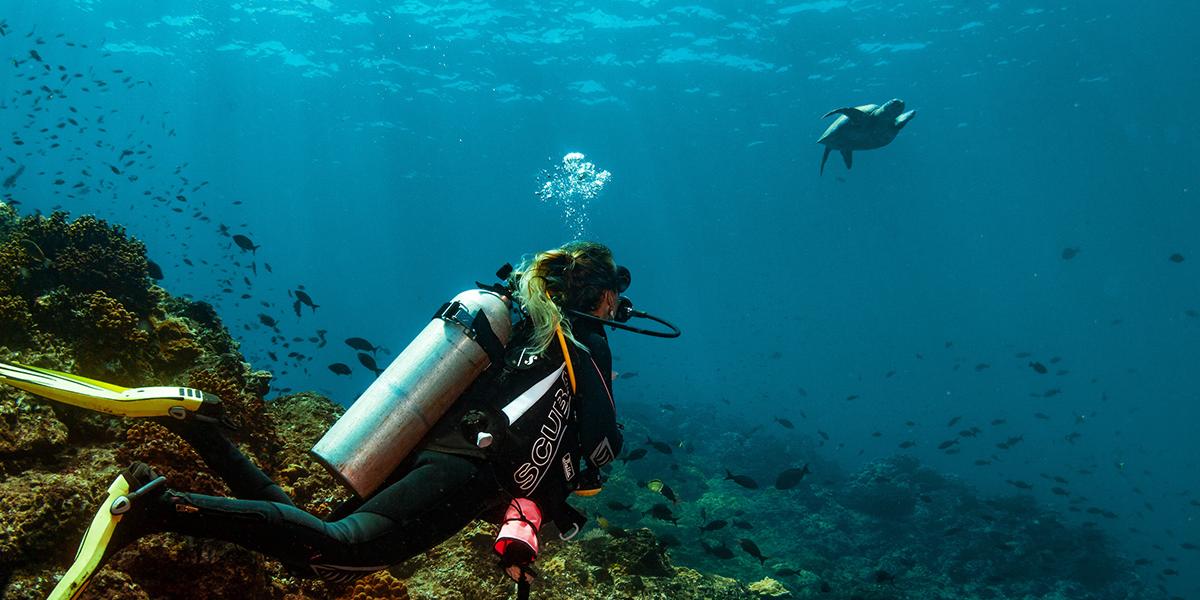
[0,361,224,423]
[48,469,166,600]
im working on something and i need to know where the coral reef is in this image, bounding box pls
[0,205,1164,600]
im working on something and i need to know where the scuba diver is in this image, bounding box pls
[0,241,681,600]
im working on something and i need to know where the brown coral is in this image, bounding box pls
[0,211,154,313]
[117,421,227,496]
[151,317,202,369]
[0,293,33,345]
[341,570,409,600]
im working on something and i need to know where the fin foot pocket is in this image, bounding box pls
[47,465,167,600]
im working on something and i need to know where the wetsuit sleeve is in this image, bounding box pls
[575,331,622,468]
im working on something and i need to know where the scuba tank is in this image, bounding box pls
[311,288,515,498]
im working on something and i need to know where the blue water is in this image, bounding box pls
[2,1,1198,596]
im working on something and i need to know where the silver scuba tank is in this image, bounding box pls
[310,288,515,498]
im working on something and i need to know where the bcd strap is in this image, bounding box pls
[433,300,506,367]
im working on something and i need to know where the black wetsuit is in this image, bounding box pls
[149,317,621,582]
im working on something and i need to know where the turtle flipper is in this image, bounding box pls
[820,147,832,175]
[841,150,853,170]
[821,107,869,123]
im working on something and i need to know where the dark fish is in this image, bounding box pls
[947,416,962,427]
[620,448,647,464]
[605,501,633,512]
[232,234,259,253]
[645,437,672,455]
[724,469,759,489]
[938,439,959,450]
[775,464,811,490]
[732,519,754,530]
[817,430,829,441]
[618,371,639,379]
[328,363,351,376]
[739,539,767,564]
[991,419,1007,426]
[292,300,302,317]
[699,519,728,533]
[2,165,25,188]
[1169,253,1185,263]
[898,440,916,449]
[1061,247,1079,260]
[258,314,278,329]
[871,569,896,583]
[294,289,319,312]
[659,403,676,411]
[643,503,678,524]
[146,259,164,280]
[1006,479,1033,490]
[975,363,990,371]
[702,540,734,560]
[657,533,681,547]
[1029,361,1048,374]
[345,337,379,354]
[774,568,801,577]
[773,417,794,429]
[357,352,383,376]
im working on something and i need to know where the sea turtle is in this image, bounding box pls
[817,98,916,175]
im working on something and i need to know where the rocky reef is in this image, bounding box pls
[0,207,759,600]
[0,206,1163,600]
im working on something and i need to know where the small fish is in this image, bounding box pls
[618,371,639,379]
[328,363,352,376]
[1168,253,1185,263]
[232,234,259,253]
[898,440,916,449]
[605,501,633,512]
[699,519,728,533]
[991,419,1007,426]
[773,416,794,429]
[643,503,678,525]
[775,464,811,490]
[732,519,754,530]
[947,416,962,428]
[294,289,319,312]
[724,469,759,489]
[739,539,768,565]
[938,439,959,450]
[1029,361,1048,374]
[357,352,383,376]
[702,540,734,560]
[621,448,647,464]
[659,403,676,411]
[774,568,801,577]
[645,436,673,455]
[1006,479,1033,490]
[1061,247,1079,260]
[345,337,379,354]
[817,430,829,441]
[871,569,896,583]
[258,314,279,330]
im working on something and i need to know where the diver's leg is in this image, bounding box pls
[160,418,293,505]
[156,451,500,579]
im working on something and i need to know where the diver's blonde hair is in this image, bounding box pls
[510,241,618,356]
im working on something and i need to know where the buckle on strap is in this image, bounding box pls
[434,301,477,339]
